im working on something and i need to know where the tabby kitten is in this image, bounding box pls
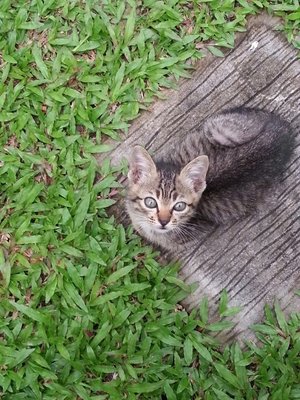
[126,107,295,249]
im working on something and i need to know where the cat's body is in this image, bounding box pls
[126,107,295,249]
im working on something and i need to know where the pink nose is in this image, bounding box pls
[158,217,170,227]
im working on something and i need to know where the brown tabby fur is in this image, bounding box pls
[126,107,295,249]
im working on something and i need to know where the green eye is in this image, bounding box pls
[144,197,157,209]
[173,202,187,211]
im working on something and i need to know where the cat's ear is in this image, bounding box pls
[178,155,209,193]
[128,145,157,185]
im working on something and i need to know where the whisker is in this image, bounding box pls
[173,225,200,243]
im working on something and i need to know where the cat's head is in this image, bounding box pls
[126,145,209,236]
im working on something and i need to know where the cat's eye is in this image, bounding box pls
[173,201,187,212]
[144,197,157,209]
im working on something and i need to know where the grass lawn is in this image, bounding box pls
[0,0,299,398]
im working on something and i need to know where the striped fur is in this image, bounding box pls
[126,107,295,249]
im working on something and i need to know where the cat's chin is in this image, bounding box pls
[143,225,178,241]
[138,225,176,248]
[145,226,172,235]
[156,227,172,233]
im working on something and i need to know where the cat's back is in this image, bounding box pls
[192,108,295,223]
[199,107,295,186]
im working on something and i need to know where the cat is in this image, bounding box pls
[126,107,295,250]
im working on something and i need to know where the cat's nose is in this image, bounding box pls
[158,217,170,227]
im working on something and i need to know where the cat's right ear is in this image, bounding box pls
[127,145,157,185]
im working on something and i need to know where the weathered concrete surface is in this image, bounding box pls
[103,16,300,343]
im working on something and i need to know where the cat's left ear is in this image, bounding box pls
[178,155,209,193]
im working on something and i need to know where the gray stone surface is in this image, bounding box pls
[102,16,300,343]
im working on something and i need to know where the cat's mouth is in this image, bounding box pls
[155,225,173,233]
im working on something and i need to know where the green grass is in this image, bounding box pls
[0,0,299,398]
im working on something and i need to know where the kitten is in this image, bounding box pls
[126,107,295,249]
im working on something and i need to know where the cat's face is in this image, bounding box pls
[126,146,209,239]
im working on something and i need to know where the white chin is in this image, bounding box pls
[138,222,174,238]
[155,226,172,233]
